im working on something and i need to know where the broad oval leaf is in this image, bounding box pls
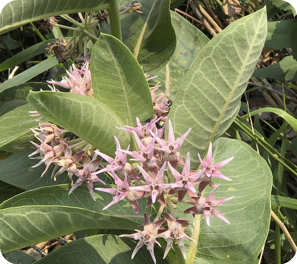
[153,11,209,99]
[0,182,22,204]
[0,0,107,35]
[34,235,169,264]
[0,184,149,224]
[26,91,131,157]
[168,8,267,166]
[117,0,176,73]
[4,250,36,264]
[175,138,272,264]
[90,33,153,126]
[0,205,139,253]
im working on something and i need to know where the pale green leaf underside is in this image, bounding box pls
[175,138,272,264]
[0,0,107,35]
[0,184,149,223]
[91,33,153,126]
[153,11,209,99]
[168,8,267,167]
[34,235,169,264]
[0,184,149,253]
[0,205,138,253]
[26,91,131,157]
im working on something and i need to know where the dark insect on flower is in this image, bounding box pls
[166,99,173,109]
[144,117,163,129]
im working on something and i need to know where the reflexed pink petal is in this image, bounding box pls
[168,120,175,142]
[95,187,117,195]
[182,152,191,176]
[95,150,114,164]
[151,189,159,203]
[131,241,145,259]
[176,127,191,148]
[185,181,196,193]
[212,209,230,224]
[205,142,213,165]
[137,165,153,184]
[69,178,84,195]
[213,157,234,170]
[203,210,211,226]
[167,162,182,181]
[211,170,232,181]
[103,195,123,210]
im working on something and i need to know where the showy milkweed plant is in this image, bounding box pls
[0,0,272,263]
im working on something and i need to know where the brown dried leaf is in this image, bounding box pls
[222,0,242,16]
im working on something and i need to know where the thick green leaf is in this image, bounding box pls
[0,100,27,115]
[34,235,169,264]
[168,8,267,167]
[0,39,61,72]
[118,0,176,73]
[0,150,71,190]
[0,184,149,223]
[0,182,22,204]
[26,91,131,157]
[265,19,297,50]
[0,0,107,35]
[153,11,209,99]
[175,138,272,264]
[90,33,153,126]
[253,55,297,81]
[0,104,37,150]
[0,205,139,253]
[240,107,297,132]
[271,195,297,210]
[4,250,36,264]
[0,57,58,93]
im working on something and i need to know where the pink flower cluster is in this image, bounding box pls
[92,118,234,262]
[29,64,235,262]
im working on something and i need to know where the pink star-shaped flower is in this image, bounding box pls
[196,142,233,194]
[130,162,172,207]
[168,152,204,202]
[68,155,104,201]
[95,171,142,213]
[119,213,165,263]
[155,120,191,168]
[184,185,234,226]
[156,212,195,259]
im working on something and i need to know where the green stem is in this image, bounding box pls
[54,24,81,31]
[30,22,46,41]
[107,0,122,40]
[60,14,83,28]
[275,224,281,264]
[83,29,98,40]
[233,118,297,176]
